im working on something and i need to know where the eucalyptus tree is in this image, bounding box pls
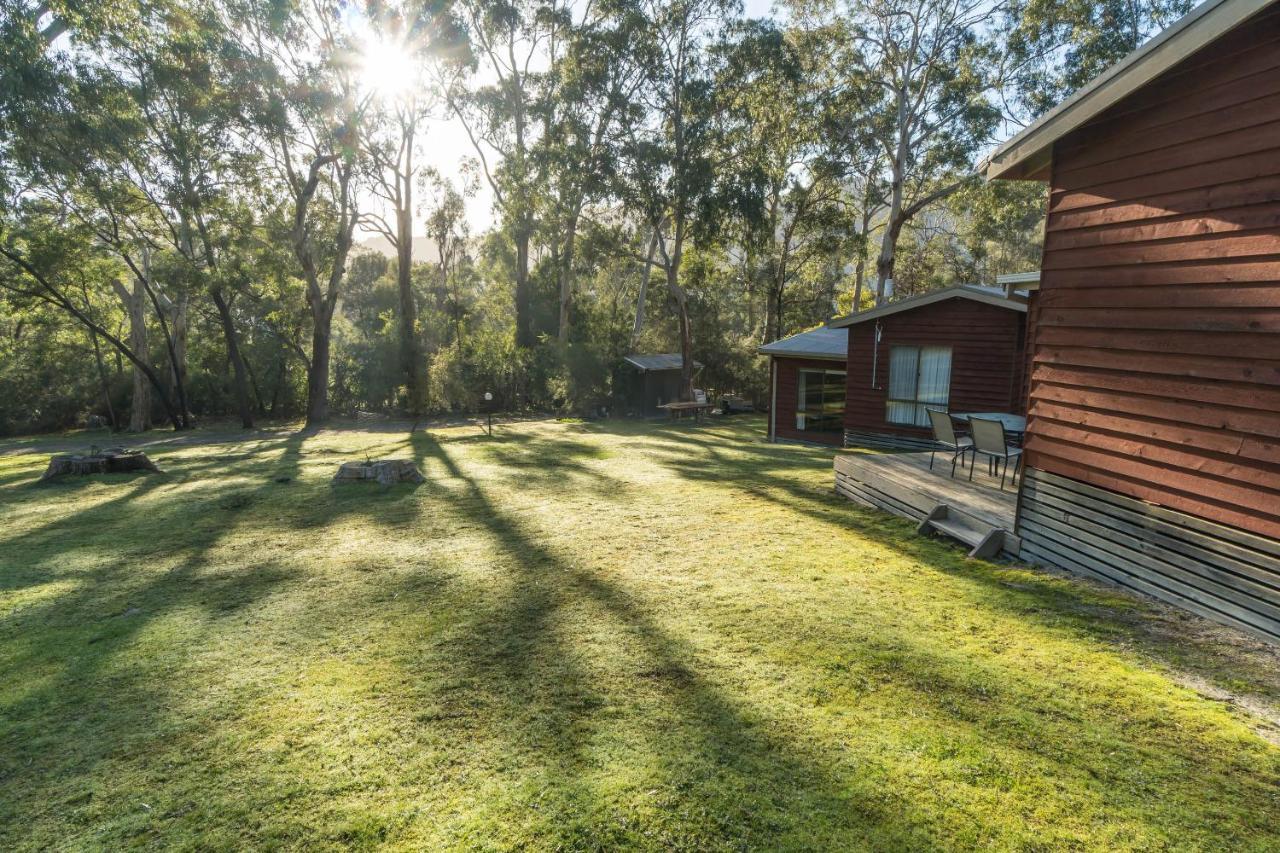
[359,2,460,415]
[1001,0,1194,119]
[104,12,262,428]
[616,0,746,400]
[537,10,646,344]
[722,20,852,341]
[422,170,474,349]
[240,0,367,427]
[446,0,571,350]
[796,0,1001,303]
[0,200,187,429]
[0,0,224,429]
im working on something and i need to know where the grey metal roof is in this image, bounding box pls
[757,326,848,360]
[623,353,703,371]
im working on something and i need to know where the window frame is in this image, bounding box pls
[797,367,846,433]
[885,345,953,427]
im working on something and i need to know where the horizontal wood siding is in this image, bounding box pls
[771,356,845,446]
[843,298,1027,440]
[1029,6,1280,541]
[1018,469,1280,643]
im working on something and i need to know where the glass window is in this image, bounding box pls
[886,346,952,426]
[797,369,846,432]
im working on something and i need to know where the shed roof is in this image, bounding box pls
[757,326,848,360]
[982,0,1270,181]
[827,285,1027,329]
[623,353,703,372]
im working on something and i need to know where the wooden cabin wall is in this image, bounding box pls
[772,356,846,446]
[1028,6,1280,540]
[843,299,1028,442]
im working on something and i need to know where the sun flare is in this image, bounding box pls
[358,38,418,100]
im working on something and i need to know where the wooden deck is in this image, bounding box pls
[834,451,1021,557]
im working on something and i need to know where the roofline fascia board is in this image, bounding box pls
[755,350,848,360]
[828,287,1027,328]
[982,0,1268,181]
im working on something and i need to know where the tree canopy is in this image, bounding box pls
[0,0,1189,433]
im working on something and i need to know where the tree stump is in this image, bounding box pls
[332,459,425,486]
[41,447,160,481]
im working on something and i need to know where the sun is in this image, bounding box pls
[358,37,419,101]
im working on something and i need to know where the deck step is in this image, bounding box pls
[916,503,1010,559]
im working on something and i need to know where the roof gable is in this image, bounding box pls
[982,0,1272,181]
[827,285,1027,329]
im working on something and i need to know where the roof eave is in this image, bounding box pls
[982,0,1267,183]
[828,287,1027,328]
[757,350,847,360]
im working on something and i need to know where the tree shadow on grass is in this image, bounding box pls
[0,433,310,595]
[637,421,1280,718]
[0,513,300,844]
[404,430,935,848]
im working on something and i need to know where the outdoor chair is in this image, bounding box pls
[968,417,1023,490]
[927,408,973,478]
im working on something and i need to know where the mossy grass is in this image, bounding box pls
[1,417,1277,849]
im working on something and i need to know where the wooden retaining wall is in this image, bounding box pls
[834,453,1021,557]
[1018,468,1280,642]
[842,430,938,452]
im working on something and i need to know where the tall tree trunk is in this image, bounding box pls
[632,229,658,344]
[168,290,189,419]
[557,210,579,343]
[212,287,254,429]
[875,89,910,304]
[667,222,694,401]
[88,327,117,430]
[306,302,334,428]
[514,219,534,349]
[115,278,151,432]
[396,203,423,414]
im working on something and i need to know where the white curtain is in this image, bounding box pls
[886,347,919,425]
[885,346,952,426]
[915,347,953,425]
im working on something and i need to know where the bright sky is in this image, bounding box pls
[356,0,781,241]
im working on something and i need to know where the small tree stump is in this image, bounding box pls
[332,459,425,486]
[41,447,160,481]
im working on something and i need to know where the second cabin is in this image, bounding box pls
[761,285,1029,449]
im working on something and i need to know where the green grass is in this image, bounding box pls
[1,416,1278,850]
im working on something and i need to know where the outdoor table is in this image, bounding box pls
[658,401,715,422]
[951,412,1027,438]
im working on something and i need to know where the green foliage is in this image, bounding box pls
[0,0,1194,433]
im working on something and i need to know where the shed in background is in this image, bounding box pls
[620,353,703,417]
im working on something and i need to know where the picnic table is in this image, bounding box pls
[658,401,715,422]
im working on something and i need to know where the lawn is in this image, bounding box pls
[1,416,1278,850]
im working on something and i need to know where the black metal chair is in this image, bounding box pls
[927,409,973,478]
[968,417,1023,490]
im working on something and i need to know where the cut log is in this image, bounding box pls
[41,448,160,481]
[332,459,425,486]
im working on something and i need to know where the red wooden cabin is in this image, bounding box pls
[985,0,1280,640]
[759,325,849,446]
[829,287,1029,449]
